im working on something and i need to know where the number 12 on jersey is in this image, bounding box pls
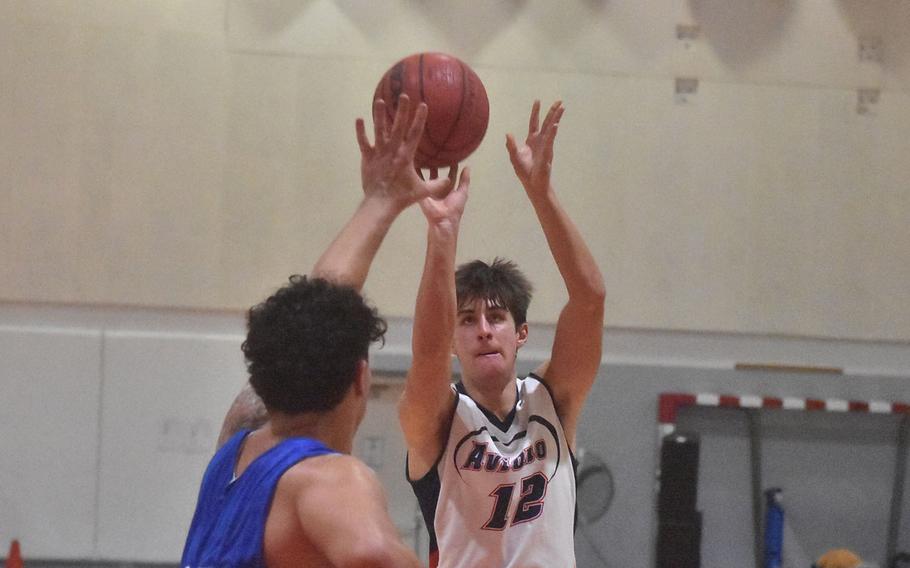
[482,472,549,530]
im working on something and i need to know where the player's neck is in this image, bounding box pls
[265,410,355,454]
[464,374,517,420]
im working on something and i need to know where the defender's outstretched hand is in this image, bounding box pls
[356,94,455,210]
[505,100,564,194]
[311,95,455,288]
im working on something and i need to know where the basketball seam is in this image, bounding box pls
[422,60,470,167]
[436,62,486,166]
[436,61,471,164]
[416,53,443,165]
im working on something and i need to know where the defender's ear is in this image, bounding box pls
[352,359,370,397]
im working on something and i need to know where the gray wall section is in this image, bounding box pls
[573,364,910,568]
[2,313,908,566]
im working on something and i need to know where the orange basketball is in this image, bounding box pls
[374,52,489,169]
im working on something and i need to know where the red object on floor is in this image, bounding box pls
[5,540,23,568]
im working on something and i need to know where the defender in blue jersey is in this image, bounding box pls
[183,94,467,568]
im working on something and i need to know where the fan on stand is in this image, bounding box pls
[576,447,615,566]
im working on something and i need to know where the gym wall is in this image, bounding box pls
[2,1,909,566]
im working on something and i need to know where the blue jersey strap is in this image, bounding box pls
[182,430,336,568]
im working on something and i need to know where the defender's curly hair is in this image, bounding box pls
[242,275,387,414]
[455,258,533,327]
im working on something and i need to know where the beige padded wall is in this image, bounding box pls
[1,1,908,341]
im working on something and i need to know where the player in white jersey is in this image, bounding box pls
[401,100,606,567]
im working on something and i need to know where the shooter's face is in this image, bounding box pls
[453,298,527,385]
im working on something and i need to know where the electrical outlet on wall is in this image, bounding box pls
[858,36,884,64]
[675,77,699,104]
[857,88,880,115]
[676,24,700,49]
[157,416,215,454]
[360,435,385,471]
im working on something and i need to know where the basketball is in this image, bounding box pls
[374,52,489,168]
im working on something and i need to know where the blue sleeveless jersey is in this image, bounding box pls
[181,430,337,568]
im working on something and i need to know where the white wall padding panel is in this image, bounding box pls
[96,331,245,562]
[0,327,103,558]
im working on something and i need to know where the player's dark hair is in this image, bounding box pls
[243,275,386,414]
[455,258,533,327]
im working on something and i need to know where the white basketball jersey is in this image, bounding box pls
[410,374,577,568]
